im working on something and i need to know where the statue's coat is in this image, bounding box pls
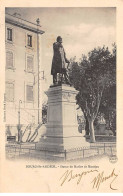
[51,42,69,75]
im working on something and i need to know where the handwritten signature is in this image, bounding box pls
[60,169,98,186]
[59,168,118,190]
[91,168,118,191]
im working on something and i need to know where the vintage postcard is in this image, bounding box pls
[0,0,123,193]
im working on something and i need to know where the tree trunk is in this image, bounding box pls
[28,123,42,142]
[84,115,89,135]
[89,119,96,143]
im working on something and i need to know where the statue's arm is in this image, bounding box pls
[64,51,70,64]
[53,42,57,51]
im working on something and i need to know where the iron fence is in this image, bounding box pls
[5,142,116,161]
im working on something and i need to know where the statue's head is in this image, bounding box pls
[57,36,62,43]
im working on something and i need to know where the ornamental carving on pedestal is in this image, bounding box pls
[62,92,76,102]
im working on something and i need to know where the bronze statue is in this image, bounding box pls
[51,36,70,85]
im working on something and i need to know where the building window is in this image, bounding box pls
[7,28,12,41]
[6,82,14,102]
[6,51,13,69]
[26,85,33,102]
[27,55,33,72]
[27,35,32,47]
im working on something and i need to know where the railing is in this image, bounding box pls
[5,142,116,161]
[64,143,116,161]
[5,144,65,161]
[90,142,116,148]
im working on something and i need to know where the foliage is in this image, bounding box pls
[42,102,48,124]
[99,84,116,134]
[69,44,116,142]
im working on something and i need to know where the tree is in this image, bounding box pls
[69,44,116,142]
[42,102,48,124]
[98,44,116,134]
[99,84,116,134]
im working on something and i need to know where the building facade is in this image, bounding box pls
[5,13,44,142]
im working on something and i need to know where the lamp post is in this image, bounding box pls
[18,100,22,143]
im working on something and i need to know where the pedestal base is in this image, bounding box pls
[36,85,90,160]
[36,127,89,151]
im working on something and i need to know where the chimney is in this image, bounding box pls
[13,13,21,18]
[36,18,40,26]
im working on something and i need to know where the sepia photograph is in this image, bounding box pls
[0,1,123,193]
[5,7,116,162]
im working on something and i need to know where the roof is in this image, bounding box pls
[5,13,45,35]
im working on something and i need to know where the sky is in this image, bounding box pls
[6,7,116,101]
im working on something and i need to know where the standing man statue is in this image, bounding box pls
[51,36,70,85]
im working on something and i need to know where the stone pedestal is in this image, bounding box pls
[36,85,90,152]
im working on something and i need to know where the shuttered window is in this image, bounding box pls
[27,35,32,47]
[26,85,33,102]
[6,82,14,102]
[7,28,12,41]
[27,56,33,72]
[6,51,13,68]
